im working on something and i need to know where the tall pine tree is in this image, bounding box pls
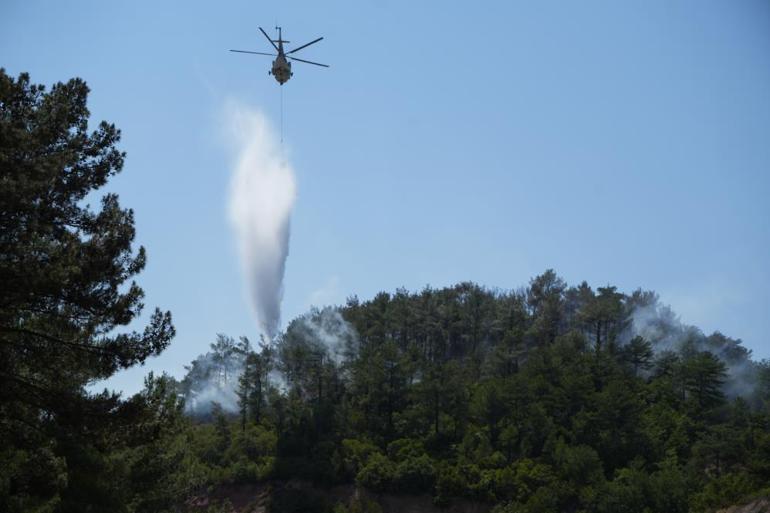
[0,69,175,511]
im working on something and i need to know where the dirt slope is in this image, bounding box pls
[716,498,770,513]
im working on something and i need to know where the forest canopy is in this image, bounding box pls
[172,276,770,513]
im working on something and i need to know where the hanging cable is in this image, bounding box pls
[280,85,284,144]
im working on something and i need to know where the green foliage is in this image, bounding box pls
[0,69,178,512]
[394,454,436,493]
[647,457,692,513]
[227,272,766,509]
[690,472,762,512]
[683,351,728,412]
[237,340,274,427]
[593,464,649,513]
[553,441,604,488]
[232,424,277,462]
[622,336,654,376]
[434,462,467,504]
[341,438,381,479]
[356,453,397,493]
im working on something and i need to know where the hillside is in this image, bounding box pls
[169,273,770,513]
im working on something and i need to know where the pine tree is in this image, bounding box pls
[684,351,727,411]
[623,336,654,376]
[0,69,174,511]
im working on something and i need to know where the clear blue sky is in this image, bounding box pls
[3,1,769,394]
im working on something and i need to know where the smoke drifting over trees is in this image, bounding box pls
[183,308,359,415]
[181,334,247,414]
[625,291,761,399]
[180,274,767,417]
[170,273,770,513]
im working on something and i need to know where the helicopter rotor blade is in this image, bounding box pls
[259,26,279,51]
[230,49,276,56]
[286,37,323,55]
[288,56,329,67]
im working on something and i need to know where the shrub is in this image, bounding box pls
[341,438,382,479]
[356,453,396,493]
[394,454,436,493]
[690,473,761,513]
[434,463,466,505]
[386,438,424,462]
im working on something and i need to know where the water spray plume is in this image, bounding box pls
[226,102,296,339]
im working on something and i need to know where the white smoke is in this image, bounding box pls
[188,379,240,414]
[225,102,296,338]
[626,302,689,353]
[276,307,359,396]
[625,297,760,400]
[297,307,359,365]
[182,349,244,415]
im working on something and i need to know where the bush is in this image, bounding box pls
[690,473,761,513]
[509,459,557,503]
[434,463,466,505]
[394,454,436,493]
[647,458,691,513]
[594,466,650,513]
[553,441,604,487]
[488,466,517,502]
[491,481,572,513]
[386,438,424,462]
[341,439,381,479]
[356,444,436,494]
[230,458,260,484]
[236,424,278,461]
[356,453,396,493]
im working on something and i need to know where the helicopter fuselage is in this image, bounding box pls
[271,41,293,85]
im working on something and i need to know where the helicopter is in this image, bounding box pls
[230,26,328,85]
